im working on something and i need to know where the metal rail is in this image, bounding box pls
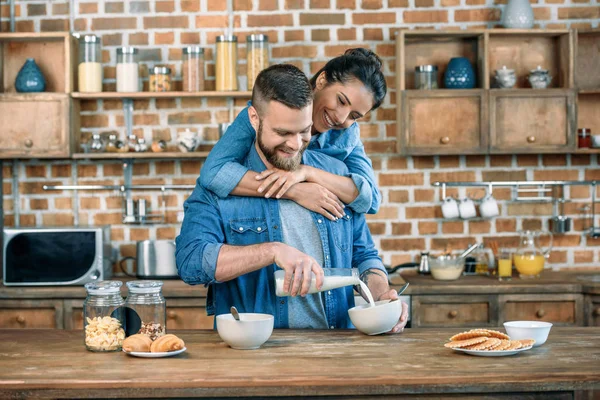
[43,184,195,191]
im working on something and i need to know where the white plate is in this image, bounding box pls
[453,345,533,357]
[123,347,186,358]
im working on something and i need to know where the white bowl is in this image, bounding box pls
[503,320,552,347]
[348,299,402,335]
[430,256,465,280]
[216,313,274,350]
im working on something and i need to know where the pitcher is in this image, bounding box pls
[514,230,553,279]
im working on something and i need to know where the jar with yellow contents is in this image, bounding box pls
[215,35,238,91]
[246,34,269,91]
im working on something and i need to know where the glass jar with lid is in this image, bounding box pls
[182,46,205,92]
[116,47,139,93]
[83,281,125,352]
[149,66,172,92]
[216,35,238,91]
[78,34,102,93]
[125,280,166,340]
[415,65,438,90]
[246,34,269,91]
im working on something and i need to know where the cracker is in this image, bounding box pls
[444,336,488,349]
[466,337,502,350]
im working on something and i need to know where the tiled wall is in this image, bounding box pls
[1,0,599,273]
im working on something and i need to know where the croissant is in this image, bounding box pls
[150,334,185,353]
[122,334,153,352]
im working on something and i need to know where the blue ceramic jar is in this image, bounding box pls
[444,57,476,89]
[15,58,46,93]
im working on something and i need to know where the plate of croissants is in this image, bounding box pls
[122,333,186,358]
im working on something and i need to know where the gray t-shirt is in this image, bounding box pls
[279,200,328,329]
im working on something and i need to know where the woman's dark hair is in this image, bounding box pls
[309,48,387,111]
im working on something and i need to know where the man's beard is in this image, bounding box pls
[257,121,307,171]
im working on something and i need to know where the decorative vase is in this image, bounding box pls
[15,58,46,93]
[502,0,534,29]
[444,57,476,89]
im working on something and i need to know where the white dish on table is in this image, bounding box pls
[123,347,186,358]
[504,320,552,347]
[453,345,533,357]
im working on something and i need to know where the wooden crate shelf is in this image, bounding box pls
[71,91,252,100]
[71,151,209,160]
[575,29,600,91]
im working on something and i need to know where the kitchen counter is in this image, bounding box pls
[0,328,598,399]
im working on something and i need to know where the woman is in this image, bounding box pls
[199,48,386,220]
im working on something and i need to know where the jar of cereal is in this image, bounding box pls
[83,281,125,352]
[125,280,166,340]
[149,66,172,92]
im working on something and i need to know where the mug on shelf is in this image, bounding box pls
[441,197,460,219]
[458,198,477,219]
[480,194,499,218]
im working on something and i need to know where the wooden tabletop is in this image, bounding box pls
[0,328,598,399]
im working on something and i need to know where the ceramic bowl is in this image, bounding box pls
[591,135,600,148]
[216,313,274,350]
[348,299,402,335]
[503,320,552,347]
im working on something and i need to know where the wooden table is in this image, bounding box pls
[0,328,599,399]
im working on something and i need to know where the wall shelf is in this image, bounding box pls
[71,91,252,100]
[71,151,209,160]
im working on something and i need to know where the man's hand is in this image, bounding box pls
[286,182,345,221]
[377,289,409,334]
[255,166,308,199]
[273,243,324,297]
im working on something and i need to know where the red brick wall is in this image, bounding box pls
[1,1,599,273]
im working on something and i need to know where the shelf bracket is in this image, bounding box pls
[123,98,134,142]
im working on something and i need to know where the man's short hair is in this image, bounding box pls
[251,64,313,117]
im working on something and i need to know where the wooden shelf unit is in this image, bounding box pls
[575,29,600,137]
[72,91,252,100]
[71,151,210,160]
[396,29,576,155]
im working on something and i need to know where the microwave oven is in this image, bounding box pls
[3,226,112,286]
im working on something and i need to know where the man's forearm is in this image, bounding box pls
[304,166,359,205]
[358,268,390,301]
[215,242,280,282]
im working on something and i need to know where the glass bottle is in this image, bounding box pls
[116,47,139,93]
[474,247,489,276]
[514,230,553,279]
[182,46,205,92]
[149,66,172,92]
[125,281,167,340]
[246,34,269,91]
[274,268,360,297]
[89,133,105,153]
[415,65,438,90]
[78,34,102,93]
[578,128,591,148]
[83,281,125,352]
[216,35,238,91]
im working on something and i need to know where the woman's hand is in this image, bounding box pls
[285,182,345,221]
[255,166,309,199]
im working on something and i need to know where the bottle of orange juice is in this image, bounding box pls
[514,230,552,279]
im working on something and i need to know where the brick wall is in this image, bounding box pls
[1,0,600,274]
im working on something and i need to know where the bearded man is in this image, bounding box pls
[176,64,407,330]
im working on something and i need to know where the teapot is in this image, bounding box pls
[528,66,552,89]
[514,230,553,279]
[494,66,516,89]
[177,128,202,153]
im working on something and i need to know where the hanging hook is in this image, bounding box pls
[441,183,447,200]
[488,182,493,196]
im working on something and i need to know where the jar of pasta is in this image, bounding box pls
[125,281,167,340]
[215,35,238,91]
[246,34,269,91]
[78,34,102,92]
[149,66,172,92]
[83,281,125,352]
[182,46,205,92]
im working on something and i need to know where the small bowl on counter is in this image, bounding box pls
[216,313,274,350]
[430,254,465,281]
[504,321,552,347]
[348,299,402,335]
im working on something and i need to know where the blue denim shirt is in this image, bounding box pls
[176,144,387,329]
[199,103,381,214]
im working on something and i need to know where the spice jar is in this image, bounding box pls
[116,47,139,92]
[149,66,172,92]
[89,133,105,153]
[182,46,205,92]
[246,34,269,91]
[83,281,125,352]
[125,281,167,340]
[105,134,118,152]
[415,65,438,90]
[578,128,591,148]
[78,34,102,92]
[216,35,238,91]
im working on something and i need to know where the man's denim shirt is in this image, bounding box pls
[199,104,381,214]
[176,144,387,329]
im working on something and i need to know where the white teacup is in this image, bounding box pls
[480,194,499,218]
[441,197,460,219]
[458,198,477,219]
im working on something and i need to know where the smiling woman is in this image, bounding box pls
[198,48,387,218]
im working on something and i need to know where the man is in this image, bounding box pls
[176,64,408,332]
